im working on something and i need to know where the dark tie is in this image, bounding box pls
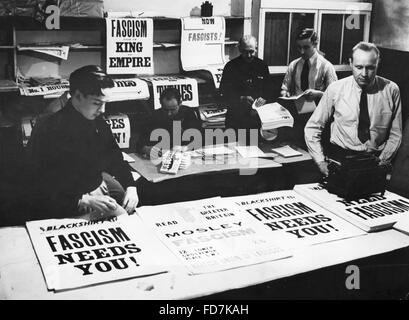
[358,89,370,143]
[301,60,309,91]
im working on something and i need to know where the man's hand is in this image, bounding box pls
[79,194,118,214]
[317,161,329,176]
[303,89,323,101]
[280,90,290,98]
[123,186,139,214]
[240,95,255,107]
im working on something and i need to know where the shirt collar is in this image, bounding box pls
[351,76,378,93]
[302,50,319,66]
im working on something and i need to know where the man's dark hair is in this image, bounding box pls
[296,28,319,45]
[69,65,114,97]
[160,87,181,104]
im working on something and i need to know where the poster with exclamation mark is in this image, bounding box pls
[224,190,366,250]
[106,113,131,149]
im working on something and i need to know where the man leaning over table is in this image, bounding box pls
[305,42,402,176]
[27,65,139,221]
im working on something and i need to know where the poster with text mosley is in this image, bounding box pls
[136,197,290,275]
[226,190,366,251]
[26,215,174,291]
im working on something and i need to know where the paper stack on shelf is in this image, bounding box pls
[199,105,227,129]
[17,73,70,97]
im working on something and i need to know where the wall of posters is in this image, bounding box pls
[106,18,154,75]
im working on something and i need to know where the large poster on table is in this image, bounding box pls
[137,197,290,275]
[227,190,366,250]
[106,18,154,74]
[26,215,172,291]
[180,17,226,88]
[141,75,199,109]
[294,183,409,232]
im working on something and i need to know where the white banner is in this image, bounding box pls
[180,17,226,71]
[141,76,199,109]
[19,83,70,96]
[106,18,154,75]
[294,183,409,232]
[105,113,131,149]
[110,78,150,101]
[137,197,290,275]
[26,215,171,291]
[227,190,366,250]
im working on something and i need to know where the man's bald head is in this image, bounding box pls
[238,35,257,63]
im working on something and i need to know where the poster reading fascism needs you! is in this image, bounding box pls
[106,18,154,74]
[227,190,366,250]
[26,215,174,291]
[137,197,290,275]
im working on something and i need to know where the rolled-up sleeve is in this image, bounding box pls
[305,86,335,163]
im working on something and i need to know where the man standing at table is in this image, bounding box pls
[219,35,273,131]
[305,42,402,176]
[281,28,337,102]
[27,65,139,220]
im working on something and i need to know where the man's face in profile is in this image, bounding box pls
[75,88,110,120]
[350,49,378,88]
[296,38,316,61]
[161,97,180,120]
[240,40,257,63]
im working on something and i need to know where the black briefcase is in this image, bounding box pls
[324,153,389,200]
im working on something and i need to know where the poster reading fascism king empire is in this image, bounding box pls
[26,215,173,291]
[137,197,290,275]
[106,18,154,74]
[227,190,366,250]
[294,183,409,232]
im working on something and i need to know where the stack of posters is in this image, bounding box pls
[294,183,409,232]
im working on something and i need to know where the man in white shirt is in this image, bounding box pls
[281,28,337,102]
[305,42,402,176]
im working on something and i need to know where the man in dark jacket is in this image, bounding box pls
[219,35,273,130]
[27,65,138,220]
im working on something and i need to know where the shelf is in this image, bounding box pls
[153,39,238,49]
[0,46,14,49]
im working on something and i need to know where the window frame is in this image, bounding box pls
[258,0,372,74]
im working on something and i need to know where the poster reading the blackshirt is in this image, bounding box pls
[106,18,154,74]
[227,190,366,250]
[141,76,199,109]
[294,183,409,232]
[137,197,290,275]
[26,215,173,291]
[180,17,226,89]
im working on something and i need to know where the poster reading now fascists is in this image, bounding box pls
[26,215,172,291]
[137,197,290,275]
[294,183,409,232]
[180,17,227,89]
[105,113,130,149]
[141,76,199,109]
[227,190,365,250]
[106,18,154,74]
[109,78,150,101]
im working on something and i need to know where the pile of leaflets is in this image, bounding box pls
[199,105,227,129]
